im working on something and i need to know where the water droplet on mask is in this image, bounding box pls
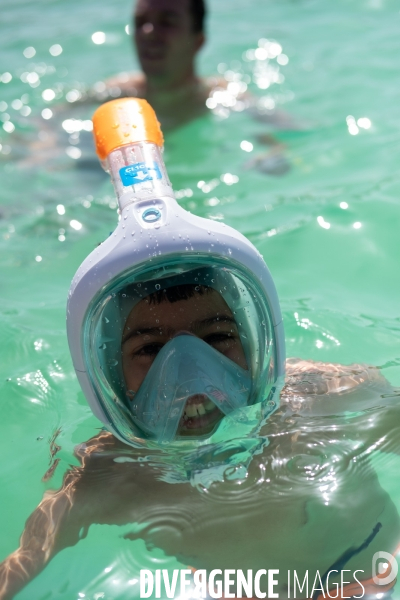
[122,293,126,297]
[137,283,141,287]
[104,317,109,323]
[100,343,107,350]
[195,286,200,291]
[155,284,161,290]
[107,359,118,366]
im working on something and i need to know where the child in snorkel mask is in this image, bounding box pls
[63,99,285,448]
[121,282,249,440]
[1,99,399,600]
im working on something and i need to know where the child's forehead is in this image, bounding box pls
[124,288,233,331]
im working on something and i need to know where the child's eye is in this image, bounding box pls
[135,343,163,358]
[135,17,146,29]
[160,16,179,29]
[203,332,233,346]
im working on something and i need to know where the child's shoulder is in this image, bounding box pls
[73,430,128,462]
[284,358,385,395]
[280,358,389,416]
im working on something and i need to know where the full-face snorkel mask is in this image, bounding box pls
[67,99,285,448]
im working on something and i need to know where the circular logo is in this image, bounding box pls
[372,551,398,586]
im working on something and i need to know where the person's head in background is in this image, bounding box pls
[133,0,206,90]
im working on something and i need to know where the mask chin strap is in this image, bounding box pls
[130,335,252,444]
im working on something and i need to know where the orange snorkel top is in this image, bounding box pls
[92,98,164,161]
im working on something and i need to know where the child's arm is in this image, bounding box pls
[0,431,116,599]
[0,483,77,600]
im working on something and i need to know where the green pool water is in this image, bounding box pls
[1,0,400,598]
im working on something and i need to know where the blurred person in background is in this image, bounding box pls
[88,0,293,172]
[104,0,211,130]
[11,0,293,174]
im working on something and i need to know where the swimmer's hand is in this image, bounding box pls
[247,103,303,131]
[243,133,290,176]
[244,148,291,176]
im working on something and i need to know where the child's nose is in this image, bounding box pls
[171,331,196,339]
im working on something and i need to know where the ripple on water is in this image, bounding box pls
[181,385,400,515]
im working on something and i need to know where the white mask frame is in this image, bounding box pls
[79,253,283,447]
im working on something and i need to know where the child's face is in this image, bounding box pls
[121,289,247,436]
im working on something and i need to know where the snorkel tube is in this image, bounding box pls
[66,98,285,448]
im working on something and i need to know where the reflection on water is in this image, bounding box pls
[1,0,400,597]
[4,363,399,598]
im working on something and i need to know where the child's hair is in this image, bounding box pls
[146,284,212,305]
[190,0,207,33]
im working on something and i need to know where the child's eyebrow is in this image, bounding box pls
[193,315,237,329]
[122,315,237,345]
[135,9,181,23]
[122,326,168,344]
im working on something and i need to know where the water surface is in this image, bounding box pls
[1,0,400,597]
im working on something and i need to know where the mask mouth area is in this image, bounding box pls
[178,394,224,437]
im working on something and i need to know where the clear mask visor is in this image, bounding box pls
[83,256,279,447]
